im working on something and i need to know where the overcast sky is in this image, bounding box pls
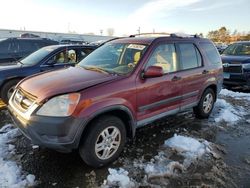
[0,0,249,36]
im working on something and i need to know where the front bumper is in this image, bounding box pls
[8,104,87,152]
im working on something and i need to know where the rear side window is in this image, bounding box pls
[18,40,34,52]
[199,42,221,64]
[0,40,11,53]
[178,43,202,70]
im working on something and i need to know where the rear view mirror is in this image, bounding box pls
[142,66,164,79]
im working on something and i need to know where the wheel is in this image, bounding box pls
[193,88,215,119]
[79,115,126,168]
[0,79,20,104]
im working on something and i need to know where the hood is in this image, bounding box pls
[0,63,22,71]
[18,66,120,103]
[221,55,250,64]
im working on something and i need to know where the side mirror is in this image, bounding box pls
[142,66,164,79]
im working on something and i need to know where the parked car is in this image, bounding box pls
[0,44,97,103]
[221,41,250,88]
[0,37,58,64]
[60,39,86,45]
[20,33,40,38]
[8,34,223,167]
[215,42,228,54]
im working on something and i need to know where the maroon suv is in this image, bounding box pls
[8,34,223,167]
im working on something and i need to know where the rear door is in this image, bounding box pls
[175,42,206,109]
[136,42,183,125]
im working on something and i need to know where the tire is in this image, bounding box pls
[193,88,215,119]
[0,79,20,104]
[79,115,127,168]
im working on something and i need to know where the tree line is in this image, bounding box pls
[206,27,250,43]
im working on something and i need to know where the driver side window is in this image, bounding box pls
[146,44,177,74]
[48,49,77,64]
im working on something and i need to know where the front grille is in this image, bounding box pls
[13,88,37,112]
[223,65,242,73]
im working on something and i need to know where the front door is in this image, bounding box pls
[136,43,183,126]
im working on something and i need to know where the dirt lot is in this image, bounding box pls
[0,89,250,188]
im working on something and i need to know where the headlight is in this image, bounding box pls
[242,63,250,69]
[36,93,80,117]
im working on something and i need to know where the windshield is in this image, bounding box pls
[222,43,250,56]
[78,43,148,75]
[21,46,56,65]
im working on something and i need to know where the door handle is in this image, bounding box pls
[202,70,209,74]
[171,76,181,81]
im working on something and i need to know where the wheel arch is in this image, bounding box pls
[77,105,136,148]
[200,84,218,102]
[0,77,24,90]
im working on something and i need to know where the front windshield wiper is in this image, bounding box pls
[81,66,110,74]
[8,53,24,65]
[17,60,24,65]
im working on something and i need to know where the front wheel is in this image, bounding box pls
[0,79,20,104]
[79,115,126,168]
[193,88,215,119]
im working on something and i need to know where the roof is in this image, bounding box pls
[109,35,209,45]
[110,37,158,45]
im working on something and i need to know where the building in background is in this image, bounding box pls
[0,29,113,43]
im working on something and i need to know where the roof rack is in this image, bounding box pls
[129,32,171,37]
[129,32,200,38]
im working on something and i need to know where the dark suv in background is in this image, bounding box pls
[0,37,58,63]
[222,41,250,88]
[8,34,223,167]
[0,44,97,103]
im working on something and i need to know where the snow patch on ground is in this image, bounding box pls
[0,124,35,187]
[103,168,135,188]
[165,134,210,166]
[213,99,245,124]
[220,89,250,101]
[144,134,211,177]
[104,135,212,187]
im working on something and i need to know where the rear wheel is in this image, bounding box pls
[79,115,126,168]
[194,88,215,119]
[0,79,20,104]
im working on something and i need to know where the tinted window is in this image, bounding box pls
[77,48,94,62]
[200,42,221,64]
[222,43,250,56]
[0,40,11,53]
[18,40,34,52]
[32,42,41,50]
[146,44,178,73]
[178,43,202,70]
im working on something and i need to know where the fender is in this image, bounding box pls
[198,76,218,101]
[76,100,137,140]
